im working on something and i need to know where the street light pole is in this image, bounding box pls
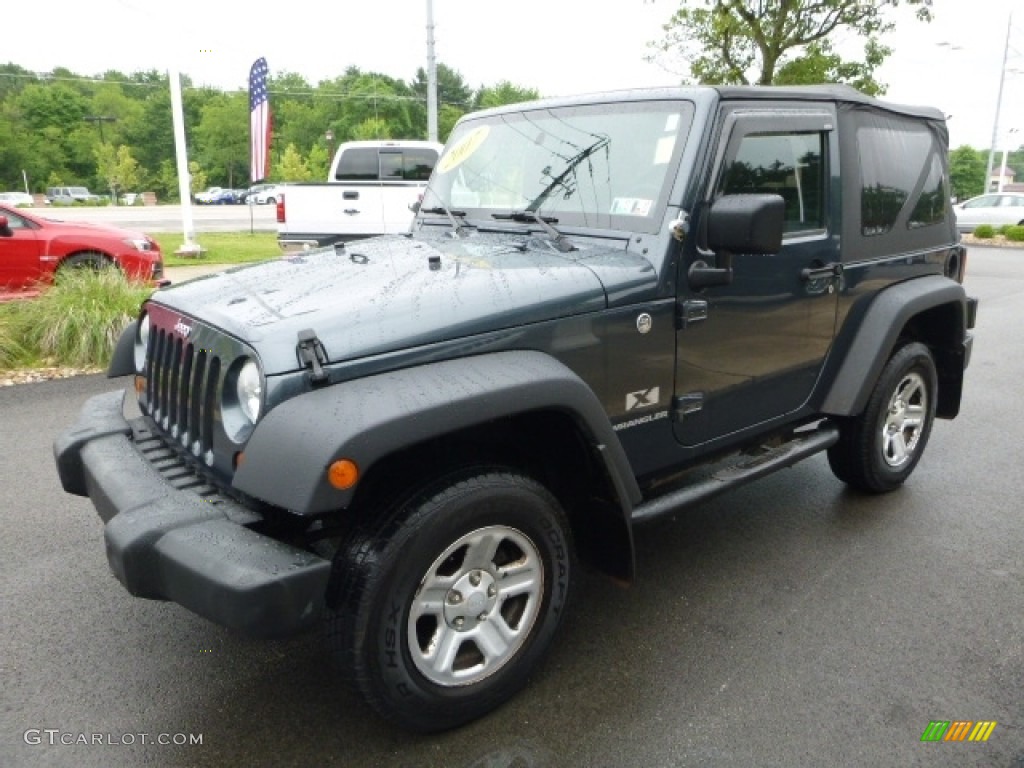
[998,128,1020,193]
[984,13,1013,193]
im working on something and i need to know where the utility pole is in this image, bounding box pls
[426,0,438,142]
[83,115,116,143]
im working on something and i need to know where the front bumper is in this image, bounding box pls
[53,390,330,638]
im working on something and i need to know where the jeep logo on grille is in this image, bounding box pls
[173,319,193,338]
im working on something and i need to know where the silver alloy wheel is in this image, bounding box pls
[881,371,928,467]
[408,525,544,687]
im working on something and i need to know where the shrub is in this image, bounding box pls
[1005,225,1024,243]
[972,224,996,239]
[998,224,1014,237]
[3,269,151,367]
[0,305,37,369]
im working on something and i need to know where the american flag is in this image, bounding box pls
[249,58,271,182]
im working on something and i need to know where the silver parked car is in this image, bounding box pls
[953,193,1024,233]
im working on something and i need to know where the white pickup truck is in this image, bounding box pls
[276,140,443,251]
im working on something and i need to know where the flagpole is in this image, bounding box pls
[168,65,201,256]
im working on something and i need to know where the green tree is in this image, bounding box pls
[188,161,207,196]
[94,144,142,201]
[411,63,473,109]
[652,0,932,88]
[307,144,330,181]
[774,39,890,96]
[154,159,181,203]
[949,145,987,201]
[473,81,540,110]
[195,92,248,187]
[274,143,313,182]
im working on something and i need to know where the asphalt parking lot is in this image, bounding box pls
[0,246,1021,767]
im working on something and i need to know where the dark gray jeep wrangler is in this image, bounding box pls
[55,85,977,732]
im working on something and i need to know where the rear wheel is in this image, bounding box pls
[827,342,937,492]
[324,469,574,732]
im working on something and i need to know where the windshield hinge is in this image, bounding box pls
[296,329,329,384]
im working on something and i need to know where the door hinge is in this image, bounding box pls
[296,329,329,384]
[675,299,709,330]
[672,392,704,421]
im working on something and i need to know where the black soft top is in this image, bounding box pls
[469,83,945,127]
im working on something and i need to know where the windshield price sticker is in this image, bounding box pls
[438,125,491,174]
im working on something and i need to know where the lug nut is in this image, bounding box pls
[478,612,488,621]
[487,585,497,598]
[453,617,465,629]
[448,590,463,605]
[469,571,482,587]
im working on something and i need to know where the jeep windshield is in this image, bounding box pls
[422,100,695,236]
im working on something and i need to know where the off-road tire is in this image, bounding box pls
[324,469,574,732]
[828,341,937,492]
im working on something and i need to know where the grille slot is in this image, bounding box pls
[145,326,220,460]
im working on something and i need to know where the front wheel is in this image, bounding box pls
[827,341,938,492]
[324,470,574,732]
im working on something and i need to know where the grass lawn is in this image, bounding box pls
[154,232,280,266]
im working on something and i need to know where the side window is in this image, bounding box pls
[379,149,438,181]
[718,131,826,234]
[3,211,29,229]
[858,119,943,235]
[334,148,379,181]
[963,196,994,209]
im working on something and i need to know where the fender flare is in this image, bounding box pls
[233,350,642,517]
[108,320,137,378]
[821,276,969,417]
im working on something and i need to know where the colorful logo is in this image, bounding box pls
[920,720,997,742]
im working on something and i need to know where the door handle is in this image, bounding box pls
[800,262,843,281]
[343,208,360,215]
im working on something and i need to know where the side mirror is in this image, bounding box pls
[0,215,10,236]
[409,200,421,213]
[706,193,785,255]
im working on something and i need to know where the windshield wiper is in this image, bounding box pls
[526,135,610,213]
[492,210,575,252]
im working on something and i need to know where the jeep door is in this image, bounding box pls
[673,107,840,446]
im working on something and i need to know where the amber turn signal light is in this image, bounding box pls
[327,459,359,490]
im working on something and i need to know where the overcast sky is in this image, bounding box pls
[5,0,1022,151]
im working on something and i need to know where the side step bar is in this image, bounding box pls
[631,423,840,525]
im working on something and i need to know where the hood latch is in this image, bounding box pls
[296,329,329,385]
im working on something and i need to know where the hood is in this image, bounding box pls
[34,215,153,242]
[149,233,655,374]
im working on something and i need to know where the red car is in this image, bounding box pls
[0,203,163,293]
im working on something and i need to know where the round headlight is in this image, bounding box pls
[134,313,150,372]
[236,359,262,423]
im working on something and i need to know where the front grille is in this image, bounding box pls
[144,326,222,463]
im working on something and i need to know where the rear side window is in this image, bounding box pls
[858,118,946,235]
[336,148,439,182]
